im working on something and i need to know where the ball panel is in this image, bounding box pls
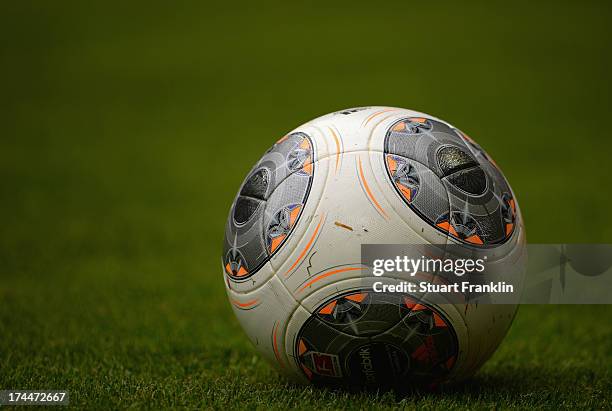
[368,116,453,246]
[294,290,459,389]
[294,276,471,382]
[267,155,331,273]
[223,132,316,283]
[385,153,451,233]
[383,116,519,246]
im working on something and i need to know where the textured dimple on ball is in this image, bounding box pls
[233,197,262,225]
[446,167,487,195]
[436,146,477,176]
[240,168,269,200]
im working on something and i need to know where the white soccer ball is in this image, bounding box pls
[222,107,526,389]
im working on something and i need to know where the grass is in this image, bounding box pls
[1,0,611,408]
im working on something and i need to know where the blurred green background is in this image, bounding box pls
[1,1,611,408]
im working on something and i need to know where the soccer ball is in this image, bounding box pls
[222,107,526,389]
